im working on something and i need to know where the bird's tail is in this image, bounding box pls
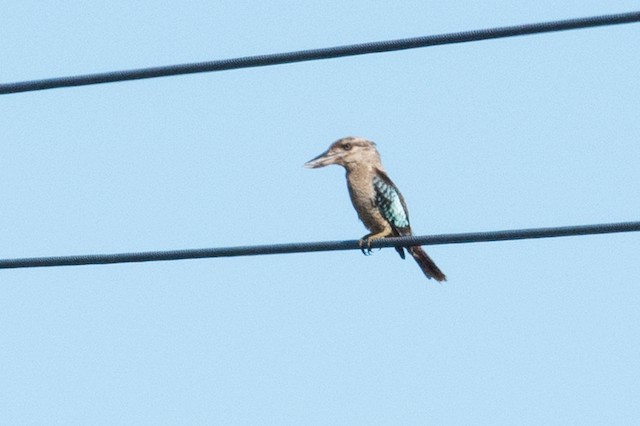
[408,246,447,282]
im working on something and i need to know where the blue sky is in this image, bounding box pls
[2,1,640,424]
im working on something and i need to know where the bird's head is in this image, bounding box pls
[304,137,380,169]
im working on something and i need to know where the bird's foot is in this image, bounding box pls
[358,234,383,256]
[358,238,374,256]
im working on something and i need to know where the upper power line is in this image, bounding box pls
[1,221,638,270]
[1,10,639,95]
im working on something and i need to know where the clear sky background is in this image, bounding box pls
[2,1,640,424]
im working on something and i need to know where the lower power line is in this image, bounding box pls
[1,221,638,270]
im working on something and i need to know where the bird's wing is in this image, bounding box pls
[372,169,410,232]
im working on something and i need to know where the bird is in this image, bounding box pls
[305,136,446,282]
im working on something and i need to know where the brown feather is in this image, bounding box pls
[408,246,447,282]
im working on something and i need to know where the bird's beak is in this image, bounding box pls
[304,149,338,168]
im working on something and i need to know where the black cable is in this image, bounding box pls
[1,221,638,270]
[2,11,639,95]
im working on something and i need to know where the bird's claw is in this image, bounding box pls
[358,238,374,256]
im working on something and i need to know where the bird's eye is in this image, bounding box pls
[343,143,352,151]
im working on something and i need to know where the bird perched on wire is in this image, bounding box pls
[305,136,446,282]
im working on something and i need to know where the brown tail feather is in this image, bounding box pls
[408,246,447,282]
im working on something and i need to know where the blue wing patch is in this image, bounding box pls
[373,174,409,229]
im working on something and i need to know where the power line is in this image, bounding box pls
[1,221,638,270]
[2,11,639,95]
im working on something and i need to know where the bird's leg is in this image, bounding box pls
[358,229,392,256]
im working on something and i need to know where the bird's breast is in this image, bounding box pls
[346,170,387,232]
